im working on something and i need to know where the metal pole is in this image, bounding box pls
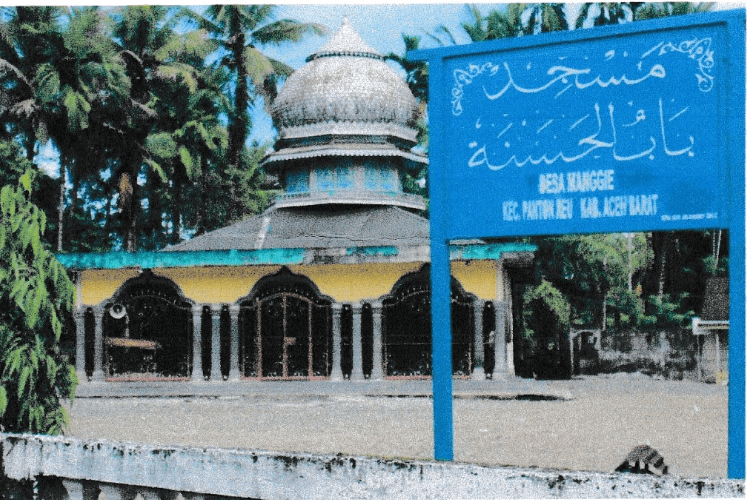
[427,55,453,461]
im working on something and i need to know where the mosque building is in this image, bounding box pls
[58,19,534,385]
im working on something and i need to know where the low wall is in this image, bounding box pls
[572,329,728,383]
[1,433,743,499]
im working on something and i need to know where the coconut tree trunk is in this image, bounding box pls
[196,155,209,236]
[57,163,66,252]
[170,178,182,246]
[120,150,140,252]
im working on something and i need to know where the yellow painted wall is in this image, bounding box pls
[158,266,281,304]
[289,263,423,302]
[451,260,499,301]
[80,260,503,306]
[80,269,140,306]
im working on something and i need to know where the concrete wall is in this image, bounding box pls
[1,433,743,499]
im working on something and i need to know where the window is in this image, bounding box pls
[317,165,353,191]
[364,164,396,192]
[286,170,309,193]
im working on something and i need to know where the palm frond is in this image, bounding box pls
[251,20,326,46]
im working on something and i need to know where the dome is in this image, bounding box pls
[271,18,419,143]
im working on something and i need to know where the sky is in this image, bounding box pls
[249,3,491,146]
[33,2,745,177]
[240,2,744,147]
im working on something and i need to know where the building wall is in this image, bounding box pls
[79,261,502,306]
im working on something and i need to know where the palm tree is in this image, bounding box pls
[522,3,569,34]
[1,7,129,251]
[147,62,231,241]
[460,4,525,41]
[179,5,324,222]
[634,2,714,21]
[110,5,217,251]
[575,3,635,28]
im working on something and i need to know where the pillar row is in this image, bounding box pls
[351,302,364,381]
[494,300,508,375]
[92,306,105,382]
[210,304,222,382]
[330,303,343,381]
[74,307,86,383]
[473,299,486,380]
[229,305,240,382]
[371,302,384,381]
[191,305,203,382]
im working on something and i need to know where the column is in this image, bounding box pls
[229,305,240,381]
[371,302,384,381]
[351,302,364,381]
[472,299,486,380]
[60,480,84,500]
[494,301,507,375]
[210,304,222,382]
[191,304,204,382]
[92,306,105,382]
[74,307,87,383]
[97,484,126,500]
[330,303,343,381]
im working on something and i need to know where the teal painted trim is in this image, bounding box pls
[55,242,536,270]
[346,246,399,257]
[449,243,536,261]
[56,249,306,270]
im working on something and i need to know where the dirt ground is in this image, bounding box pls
[66,374,729,479]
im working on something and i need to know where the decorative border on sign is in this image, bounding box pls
[451,62,499,116]
[654,37,715,92]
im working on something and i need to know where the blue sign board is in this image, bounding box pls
[411,10,745,479]
[437,18,729,239]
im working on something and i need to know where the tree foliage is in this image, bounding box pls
[522,280,573,378]
[0,167,76,434]
[1,6,319,253]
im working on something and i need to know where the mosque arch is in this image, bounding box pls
[381,265,475,378]
[102,270,194,379]
[237,267,333,379]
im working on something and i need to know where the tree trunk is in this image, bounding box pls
[644,232,670,313]
[226,29,247,224]
[170,178,182,246]
[57,164,66,252]
[120,152,140,252]
[147,169,163,250]
[24,125,35,162]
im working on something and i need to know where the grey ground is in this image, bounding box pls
[66,374,728,479]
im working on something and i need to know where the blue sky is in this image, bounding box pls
[35,2,742,176]
[250,3,585,146]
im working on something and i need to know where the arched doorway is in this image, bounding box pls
[238,267,332,380]
[103,270,193,380]
[382,265,475,378]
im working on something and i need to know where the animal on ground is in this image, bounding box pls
[615,445,669,476]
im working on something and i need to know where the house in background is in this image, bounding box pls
[58,20,534,386]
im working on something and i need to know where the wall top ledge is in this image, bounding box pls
[1,433,743,499]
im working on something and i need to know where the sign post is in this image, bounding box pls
[411,10,745,477]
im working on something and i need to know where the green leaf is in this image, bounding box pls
[146,132,177,160]
[18,366,30,399]
[19,171,32,193]
[47,357,58,384]
[63,89,91,132]
[143,159,168,183]
[178,146,194,172]
[0,386,7,418]
[244,47,274,87]
[0,185,10,214]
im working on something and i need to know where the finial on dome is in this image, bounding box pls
[306,15,382,62]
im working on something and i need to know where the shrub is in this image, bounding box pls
[0,169,77,434]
